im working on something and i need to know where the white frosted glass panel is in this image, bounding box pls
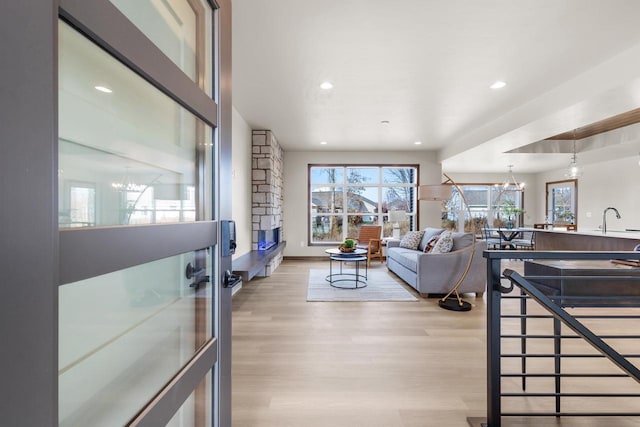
[58,22,212,227]
[166,373,211,427]
[109,0,212,95]
[59,251,212,426]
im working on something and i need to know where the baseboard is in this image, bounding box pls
[283,256,326,261]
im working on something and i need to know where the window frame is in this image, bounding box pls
[447,183,525,230]
[308,164,419,245]
[546,179,578,227]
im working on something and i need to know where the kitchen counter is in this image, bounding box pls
[524,259,640,307]
[532,227,640,251]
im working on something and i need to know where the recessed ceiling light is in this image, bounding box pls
[490,81,507,89]
[320,141,328,145]
[320,81,333,90]
[380,120,390,125]
[94,85,113,93]
[414,141,422,145]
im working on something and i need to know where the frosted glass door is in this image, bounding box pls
[58,15,215,426]
[59,251,212,426]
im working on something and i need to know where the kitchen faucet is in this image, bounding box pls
[602,207,621,234]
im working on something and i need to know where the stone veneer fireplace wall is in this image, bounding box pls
[252,130,284,275]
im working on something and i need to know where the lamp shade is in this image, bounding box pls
[418,184,452,201]
[388,210,408,222]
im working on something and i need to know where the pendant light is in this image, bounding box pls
[502,164,525,191]
[564,130,583,179]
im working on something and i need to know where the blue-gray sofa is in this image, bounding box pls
[386,228,487,298]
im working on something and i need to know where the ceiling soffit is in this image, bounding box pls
[507,108,640,155]
[546,107,640,140]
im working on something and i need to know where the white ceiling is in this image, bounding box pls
[232,0,640,173]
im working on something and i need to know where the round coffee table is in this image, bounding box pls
[324,248,368,288]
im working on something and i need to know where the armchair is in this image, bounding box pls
[353,225,383,266]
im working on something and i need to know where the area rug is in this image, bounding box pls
[306,268,418,302]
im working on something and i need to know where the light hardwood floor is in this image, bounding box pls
[231,259,640,427]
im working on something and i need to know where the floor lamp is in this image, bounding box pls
[418,173,475,311]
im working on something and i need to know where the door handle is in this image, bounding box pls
[223,270,242,288]
[185,262,209,289]
[185,262,205,279]
[189,275,210,289]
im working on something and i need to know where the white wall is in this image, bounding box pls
[535,157,640,231]
[283,150,443,257]
[447,172,539,226]
[231,107,253,259]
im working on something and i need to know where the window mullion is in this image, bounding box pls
[342,167,347,240]
[309,165,419,243]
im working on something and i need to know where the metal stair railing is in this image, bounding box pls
[481,250,640,427]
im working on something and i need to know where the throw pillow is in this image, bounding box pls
[399,230,424,250]
[423,236,439,253]
[418,228,444,251]
[431,230,454,254]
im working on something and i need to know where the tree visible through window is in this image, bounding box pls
[444,184,525,231]
[546,179,577,226]
[309,165,418,243]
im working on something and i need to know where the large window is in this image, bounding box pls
[309,165,418,243]
[445,184,524,231]
[546,179,577,226]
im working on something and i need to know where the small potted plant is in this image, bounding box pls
[339,238,356,252]
[558,210,575,224]
[501,201,525,229]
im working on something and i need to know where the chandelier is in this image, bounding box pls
[502,164,525,191]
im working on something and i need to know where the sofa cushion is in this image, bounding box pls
[387,247,419,272]
[417,228,444,251]
[423,236,439,253]
[399,230,424,250]
[431,230,454,254]
[451,232,474,251]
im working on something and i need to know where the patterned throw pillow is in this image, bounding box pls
[418,228,444,251]
[431,230,454,254]
[423,236,439,253]
[399,230,425,250]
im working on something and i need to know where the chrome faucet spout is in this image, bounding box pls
[602,207,622,234]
